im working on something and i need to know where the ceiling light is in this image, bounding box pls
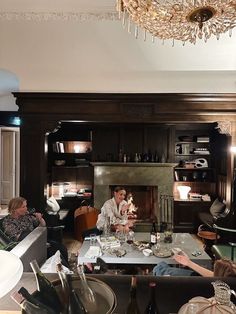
[116,0,236,44]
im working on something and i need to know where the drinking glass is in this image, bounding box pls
[90,234,97,246]
[180,233,186,245]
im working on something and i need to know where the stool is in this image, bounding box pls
[197,231,219,259]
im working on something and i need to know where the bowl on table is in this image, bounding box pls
[54,160,66,166]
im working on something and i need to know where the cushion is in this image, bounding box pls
[46,196,60,214]
[209,198,226,217]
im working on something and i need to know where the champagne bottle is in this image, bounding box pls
[67,273,87,314]
[17,287,57,314]
[56,263,86,314]
[11,291,51,314]
[145,282,159,314]
[30,259,62,313]
[77,264,97,312]
[125,276,141,314]
[150,221,157,246]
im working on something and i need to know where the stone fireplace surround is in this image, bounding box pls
[92,162,176,221]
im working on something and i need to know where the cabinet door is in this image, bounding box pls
[174,201,212,232]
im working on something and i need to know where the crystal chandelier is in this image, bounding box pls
[116,0,236,44]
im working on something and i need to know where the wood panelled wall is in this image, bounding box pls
[13,92,236,210]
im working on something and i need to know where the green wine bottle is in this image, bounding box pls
[11,291,51,314]
[125,276,141,314]
[145,282,159,314]
[18,287,57,314]
[57,263,86,314]
[30,259,62,313]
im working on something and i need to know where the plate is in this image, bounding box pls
[107,248,126,257]
[153,249,172,258]
[22,276,117,314]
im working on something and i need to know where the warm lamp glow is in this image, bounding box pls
[230,146,236,153]
[177,186,191,200]
[0,251,23,298]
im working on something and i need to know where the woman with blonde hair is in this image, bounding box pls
[3,196,45,241]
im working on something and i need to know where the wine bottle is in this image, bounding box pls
[17,287,57,314]
[150,221,157,246]
[145,282,159,314]
[30,259,63,313]
[11,291,52,314]
[57,263,86,314]
[67,273,87,314]
[125,276,141,314]
[77,264,97,312]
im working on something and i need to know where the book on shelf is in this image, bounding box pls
[197,137,210,143]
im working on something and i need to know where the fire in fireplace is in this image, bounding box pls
[110,185,158,221]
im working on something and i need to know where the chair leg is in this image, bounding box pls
[231,246,235,261]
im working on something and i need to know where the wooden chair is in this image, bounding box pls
[74,206,99,242]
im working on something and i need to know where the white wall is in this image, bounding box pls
[0,17,236,104]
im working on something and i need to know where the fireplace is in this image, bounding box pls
[92,162,176,223]
[110,185,158,220]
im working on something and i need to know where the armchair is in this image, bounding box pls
[212,223,236,261]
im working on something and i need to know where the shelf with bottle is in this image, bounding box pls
[174,168,215,182]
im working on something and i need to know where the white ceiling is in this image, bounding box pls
[0,0,236,96]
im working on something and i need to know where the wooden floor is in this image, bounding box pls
[63,231,82,255]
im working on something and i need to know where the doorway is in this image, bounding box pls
[0,127,20,206]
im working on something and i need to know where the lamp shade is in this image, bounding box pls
[0,251,23,298]
[177,186,191,200]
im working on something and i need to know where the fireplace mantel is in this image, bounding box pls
[91,162,177,167]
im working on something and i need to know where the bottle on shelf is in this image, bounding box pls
[134,153,139,163]
[145,282,159,314]
[118,149,123,162]
[56,264,86,314]
[123,153,127,163]
[150,221,157,246]
[11,291,54,314]
[125,276,141,314]
[30,259,63,313]
[77,264,97,312]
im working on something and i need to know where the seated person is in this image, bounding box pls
[3,196,46,241]
[96,186,135,234]
[153,252,236,277]
[2,196,69,267]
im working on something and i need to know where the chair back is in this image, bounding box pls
[74,206,99,242]
[212,223,236,261]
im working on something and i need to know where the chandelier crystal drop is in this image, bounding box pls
[116,0,236,44]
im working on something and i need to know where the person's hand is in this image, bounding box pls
[115,224,130,233]
[34,212,44,222]
[120,203,130,214]
[173,252,190,267]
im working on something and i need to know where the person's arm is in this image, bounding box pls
[34,213,46,227]
[173,253,214,277]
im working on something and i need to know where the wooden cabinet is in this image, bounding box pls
[174,200,212,232]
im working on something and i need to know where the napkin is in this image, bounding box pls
[84,246,102,259]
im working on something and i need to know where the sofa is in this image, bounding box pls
[8,227,47,272]
[90,274,236,314]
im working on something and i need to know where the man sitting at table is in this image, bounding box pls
[96,186,136,233]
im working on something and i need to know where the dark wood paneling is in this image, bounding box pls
[13,92,235,210]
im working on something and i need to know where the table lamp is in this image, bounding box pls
[0,250,23,298]
[177,186,191,200]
